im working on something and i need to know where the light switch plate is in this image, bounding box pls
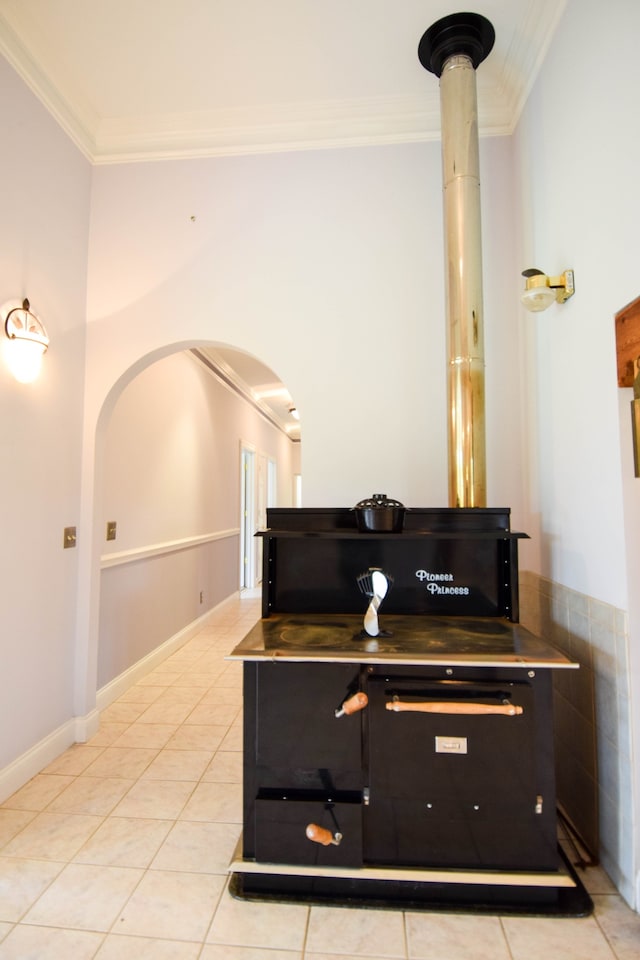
[63,526,77,549]
[106,521,117,541]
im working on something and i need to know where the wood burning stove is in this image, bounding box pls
[228,506,592,915]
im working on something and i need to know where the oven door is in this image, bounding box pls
[364,672,558,871]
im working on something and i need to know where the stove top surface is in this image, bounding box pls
[228,614,576,668]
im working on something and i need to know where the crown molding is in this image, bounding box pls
[0,10,97,160]
[90,91,515,165]
[495,0,568,132]
[91,93,437,164]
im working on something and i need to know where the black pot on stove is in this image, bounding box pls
[353,494,406,533]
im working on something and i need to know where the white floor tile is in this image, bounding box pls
[206,889,309,951]
[0,924,103,959]
[593,894,640,960]
[22,862,143,932]
[306,904,405,957]
[406,911,511,959]
[100,702,149,724]
[179,781,242,822]
[307,954,399,960]
[2,812,103,861]
[110,779,196,820]
[83,747,159,779]
[0,809,37,848]
[201,946,301,960]
[47,776,134,816]
[117,685,166,704]
[0,858,63,922]
[185,702,240,726]
[42,745,106,776]
[73,816,172,867]
[87,722,129,747]
[202,750,243,783]
[4,774,74,811]
[115,869,225,941]
[138,702,196,725]
[150,820,241,873]
[95,934,201,959]
[502,914,618,960]
[141,749,214,781]
[165,724,228,751]
[111,723,179,749]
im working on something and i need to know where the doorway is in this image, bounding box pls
[240,447,277,590]
[240,444,256,590]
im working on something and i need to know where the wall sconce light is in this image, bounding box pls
[289,407,300,421]
[2,298,49,383]
[521,268,575,312]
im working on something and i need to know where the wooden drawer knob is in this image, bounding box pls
[305,823,342,846]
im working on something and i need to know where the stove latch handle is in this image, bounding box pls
[335,691,369,718]
[386,699,523,717]
[306,823,343,846]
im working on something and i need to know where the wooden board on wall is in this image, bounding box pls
[615,296,640,387]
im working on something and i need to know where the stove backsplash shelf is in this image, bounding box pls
[258,507,526,623]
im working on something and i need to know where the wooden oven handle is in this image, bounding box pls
[306,823,343,846]
[385,700,523,717]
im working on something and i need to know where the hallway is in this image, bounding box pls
[0,592,637,959]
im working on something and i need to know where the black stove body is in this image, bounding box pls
[229,507,588,914]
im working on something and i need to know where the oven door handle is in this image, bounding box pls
[385,699,523,716]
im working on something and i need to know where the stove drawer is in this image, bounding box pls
[255,791,363,867]
[364,797,557,870]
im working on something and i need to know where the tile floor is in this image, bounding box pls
[0,592,639,959]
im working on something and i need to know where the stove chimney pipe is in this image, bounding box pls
[418,13,495,508]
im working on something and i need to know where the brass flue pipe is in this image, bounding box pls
[419,14,495,508]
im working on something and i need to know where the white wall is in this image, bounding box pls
[513,0,640,904]
[102,351,295,549]
[84,140,521,514]
[0,57,91,779]
[513,0,639,608]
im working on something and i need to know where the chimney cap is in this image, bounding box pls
[418,12,495,78]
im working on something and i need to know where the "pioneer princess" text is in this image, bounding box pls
[415,569,470,595]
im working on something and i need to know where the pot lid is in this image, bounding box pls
[354,493,404,510]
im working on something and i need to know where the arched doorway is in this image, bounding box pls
[90,343,300,710]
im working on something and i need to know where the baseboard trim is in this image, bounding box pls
[0,592,239,804]
[96,592,239,712]
[0,719,75,803]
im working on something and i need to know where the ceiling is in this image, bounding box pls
[0,0,565,439]
[0,0,565,163]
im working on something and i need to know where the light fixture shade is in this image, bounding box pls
[521,269,575,313]
[4,336,47,383]
[3,298,49,383]
[521,285,557,312]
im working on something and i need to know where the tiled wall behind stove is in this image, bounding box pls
[519,570,634,904]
